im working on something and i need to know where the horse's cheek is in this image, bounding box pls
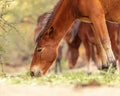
[41,48,56,63]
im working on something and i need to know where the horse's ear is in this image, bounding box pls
[48,27,54,36]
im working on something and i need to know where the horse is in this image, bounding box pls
[33,11,120,75]
[66,20,120,74]
[34,12,120,73]
[30,0,120,77]
[33,12,119,74]
[54,20,120,74]
[34,12,64,74]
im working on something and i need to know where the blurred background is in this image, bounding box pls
[0,0,59,73]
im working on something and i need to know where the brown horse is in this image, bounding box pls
[63,19,119,74]
[33,11,120,75]
[66,20,120,73]
[30,0,120,77]
[33,11,120,74]
[34,12,64,74]
[55,20,120,73]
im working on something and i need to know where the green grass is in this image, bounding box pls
[0,70,120,86]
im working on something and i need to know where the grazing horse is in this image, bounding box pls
[30,0,120,77]
[67,20,120,73]
[33,11,120,75]
[34,12,64,73]
[33,11,120,74]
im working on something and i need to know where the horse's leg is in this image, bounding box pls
[118,24,120,73]
[90,24,109,69]
[83,41,93,74]
[67,36,81,69]
[115,29,120,70]
[58,59,62,73]
[67,45,79,69]
[88,0,116,68]
[109,24,120,73]
[111,36,120,66]
[91,45,102,70]
[54,60,58,74]
[118,25,120,70]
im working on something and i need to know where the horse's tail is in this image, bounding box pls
[69,19,81,42]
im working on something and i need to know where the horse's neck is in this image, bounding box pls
[50,0,75,42]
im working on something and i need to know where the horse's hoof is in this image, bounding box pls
[107,53,116,68]
[111,61,117,68]
[98,67,102,70]
[102,65,109,70]
[87,71,92,75]
[97,64,103,70]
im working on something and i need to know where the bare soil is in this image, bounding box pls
[0,84,120,96]
[0,60,120,96]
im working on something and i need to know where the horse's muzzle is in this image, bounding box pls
[30,71,41,77]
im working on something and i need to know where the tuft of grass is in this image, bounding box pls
[0,70,120,86]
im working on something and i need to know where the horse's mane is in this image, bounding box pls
[36,0,64,42]
[37,12,52,26]
[37,12,49,25]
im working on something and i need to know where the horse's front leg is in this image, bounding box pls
[90,13,116,68]
[90,24,108,69]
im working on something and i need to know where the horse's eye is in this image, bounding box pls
[37,48,43,53]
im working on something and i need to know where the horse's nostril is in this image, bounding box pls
[30,71,34,77]
[38,72,41,77]
[30,71,41,77]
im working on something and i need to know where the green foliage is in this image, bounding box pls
[0,70,120,86]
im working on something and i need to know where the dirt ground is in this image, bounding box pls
[0,64,120,96]
[0,55,120,96]
[0,84,120,96]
